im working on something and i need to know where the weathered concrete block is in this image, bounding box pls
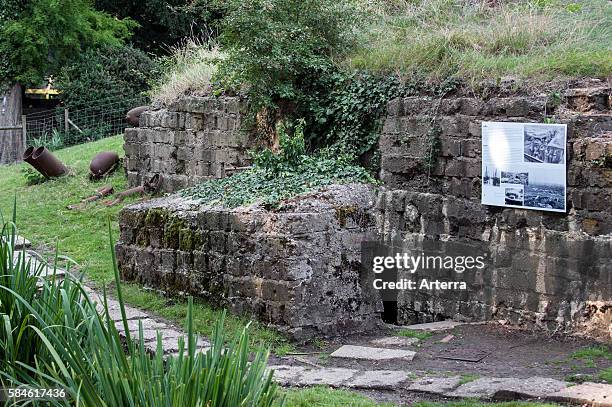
[123,97,257,192]
[116,184,382,340]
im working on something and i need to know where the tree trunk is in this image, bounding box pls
[0,83,24,164]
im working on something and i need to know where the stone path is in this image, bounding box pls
[331,345,416,362]
[87,287,210,356]
[13,244,209,356]
[12,242,612,406]
[268,364,612,405]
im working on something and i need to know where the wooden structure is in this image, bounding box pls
[0,84,26,164]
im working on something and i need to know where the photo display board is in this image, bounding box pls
[481,121,567,213]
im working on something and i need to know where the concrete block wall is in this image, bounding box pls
[124,96,256,193]
[116,184,382,341]
[117,81,611,340]
[377,81,611,338]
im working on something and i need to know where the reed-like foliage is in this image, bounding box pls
[0,209,281,406]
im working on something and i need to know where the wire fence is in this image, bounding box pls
[25,94,148,150]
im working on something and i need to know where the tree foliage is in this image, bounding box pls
[56,44,156,111]
[216,0,359,113]
[95,0,229,54]
[0,0,135,87]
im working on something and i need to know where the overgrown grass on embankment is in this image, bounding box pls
[348,0,611,82]
[0,136,291,353]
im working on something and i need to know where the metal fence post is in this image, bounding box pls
[21,114,27,150]
[64,108,69,134]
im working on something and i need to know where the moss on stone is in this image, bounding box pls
[178,227,204,251]
[145,208,168,228]
[334,205,358,228]
[163,216,187,249]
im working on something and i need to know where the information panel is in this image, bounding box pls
[481,121,567,213]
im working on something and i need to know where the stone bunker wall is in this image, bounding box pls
[124,97,256,193]
[378,81,611,337]
[118,81,610,339]
[116,184,382,341]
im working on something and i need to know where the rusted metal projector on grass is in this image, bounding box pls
[23,146,68,178]
[126,106,148,127]
[89,151,120,179]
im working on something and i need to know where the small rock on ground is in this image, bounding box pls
[331,345,416,362]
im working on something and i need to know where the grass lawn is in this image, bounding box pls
[570,345,612,383]
[0,136,291,353]
[397,329,433,341]
[279,386,561,407]
[348,0,611,82]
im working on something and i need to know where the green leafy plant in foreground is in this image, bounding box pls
[182,119,375,208]
[0,212,282,406]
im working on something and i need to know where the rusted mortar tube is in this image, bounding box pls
[104,174,162,206]
[67,185,114,210]
[90,151,120,179]
[23,146,46,176]
[25,146,68,178]
[126,106,149,127]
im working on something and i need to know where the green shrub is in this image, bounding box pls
[53,44,155,146]
[216,0,359,114]
[0,0,135,87]
[20,167,47,185]
[0,214,282,406]
[56,44,155,112]
[302,72,403,156]
[94,0,230,54]
[31,129,65,151]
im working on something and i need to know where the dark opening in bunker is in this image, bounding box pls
[382,301,398,324]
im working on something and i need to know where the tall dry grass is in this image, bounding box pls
[150,38,224,106]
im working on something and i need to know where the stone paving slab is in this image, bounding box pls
[400,320,467,331]
[13,251,67,278]
[269,365,409,390]
[3,235,31,249]
[348,370,409,390]
[271,366,308,386]
[298,367,357,387]
[331,345,416,362]
[446,377,569,400]
[371,336,419,347]
[103,304,150,321]
[165,346,212,359]
[408,376,462,394]
[547,382,612,407]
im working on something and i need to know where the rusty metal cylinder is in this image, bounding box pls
[23,146,46,175]
[126,106,148,127]
[31,146,68,178]
[90,151,119,179]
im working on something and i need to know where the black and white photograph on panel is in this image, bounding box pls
[501,171,529,185]
[524,124,565,164]
[504,187,524,206]
[483,166,501,187]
